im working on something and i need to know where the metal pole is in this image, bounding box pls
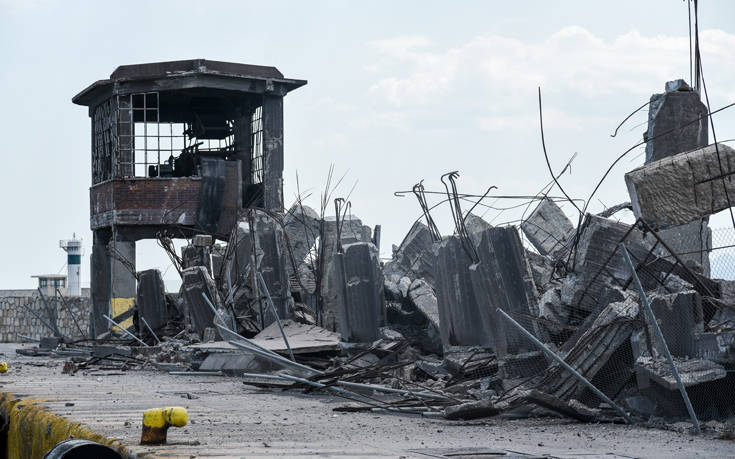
[139,316,161,345]
[620,243,701,434]
[495,307,633,424]
[228,339,321,375]
[256,271,295,361]
[201,292,227,325]
[55,288,87,340]
[241,372,450,401]
[102,314,149,347]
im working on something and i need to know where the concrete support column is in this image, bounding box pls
[262,95,284,212]
[90,229,136,336]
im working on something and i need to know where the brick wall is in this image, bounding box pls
[0,296,90,342]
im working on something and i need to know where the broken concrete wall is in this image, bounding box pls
[521,199,575,261]
[625,143,735,228]
[334,242,384,342]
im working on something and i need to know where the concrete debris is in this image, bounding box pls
[626,143,735,228]
[180,266,225,338]
[533,296,640,403]
[521,199,575,260]
[383,222,435,291]
[18,69,735,444]
[635,356,726,391]
[333,242,384,343]
[644,79,708,164]
[136,269,167,332]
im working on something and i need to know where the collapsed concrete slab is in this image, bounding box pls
[534,296,640,403]
[625,143,735,228]
[521,199,575,260]
[333,242,384,343]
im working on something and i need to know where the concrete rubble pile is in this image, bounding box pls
[15,79,735,429]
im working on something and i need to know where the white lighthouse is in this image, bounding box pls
[59,234,83,297]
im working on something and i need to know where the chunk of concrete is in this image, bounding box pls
[320,214,373,331]
[647,290,703,358]
[136,269,167,331]
[469,226,542,355]
[383,221,435,286]
[521,199,575,260]
[407,278,439,327]
[625,143,735,228]
[535,296,640,402]
[180,266,223,337]
[434,235,491,347]
[654,219,711,277]
[644,81,708,164]
[635,356,726,391]
[570,214,653,312]
[537,287,568,335]
[693,330,735,364]
[333,242,384,342]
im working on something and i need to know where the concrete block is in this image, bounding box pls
[521,199,575,260]
[136,269,167,331]
[644,82,708,164]
[334,242,384,342]
[626,143,735,228]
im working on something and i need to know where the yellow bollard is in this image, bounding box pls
[140,406,188,445]
[0,362,8,373]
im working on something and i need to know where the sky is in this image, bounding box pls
[1,0,735,290]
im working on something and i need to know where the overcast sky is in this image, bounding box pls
[2,0,735,290]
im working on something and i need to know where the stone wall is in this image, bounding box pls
[0,296,90,342]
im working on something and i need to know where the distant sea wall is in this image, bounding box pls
[0,296,90,342]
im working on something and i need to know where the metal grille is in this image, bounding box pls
[116,92,236,178]
[92,98,115,183]
[251,106,264,184]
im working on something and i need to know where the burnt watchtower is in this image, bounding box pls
[73,59,305,334]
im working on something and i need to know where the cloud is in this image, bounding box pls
[366,27,735,131]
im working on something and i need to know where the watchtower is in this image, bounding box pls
[73,59,306,334]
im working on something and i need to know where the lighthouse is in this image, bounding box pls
[59,234,83,297]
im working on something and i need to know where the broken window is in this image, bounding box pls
[92,98,115,184]
[251,106,264,184]
[116,92,235,178]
